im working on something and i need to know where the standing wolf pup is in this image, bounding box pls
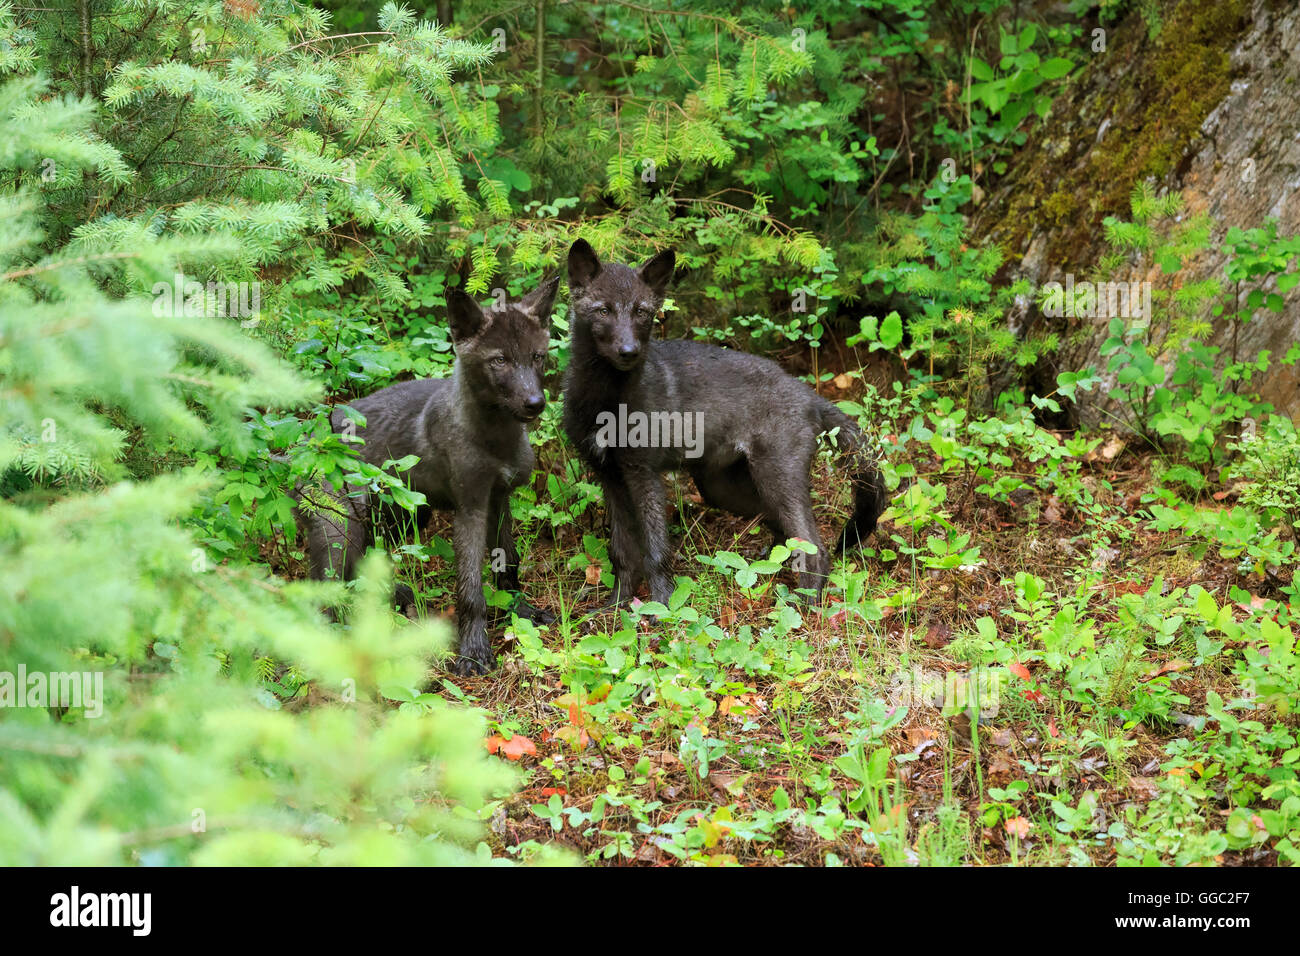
[297,277,558,675]
[562,239,887,606]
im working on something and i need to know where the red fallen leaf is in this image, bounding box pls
[1048,717,1060,738]
[1021,689,1046,703]
[485,733,537,760]
[1212,490,1230,501]
[540,787,567,797]
[1005,816,1032,839]
[1009,661,1031,681]
[1109,580,1148,595]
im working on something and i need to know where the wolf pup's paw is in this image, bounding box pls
[394,582,418,617]
[453,642,494,677]
[598,587,639,611]
[515,601,556,627]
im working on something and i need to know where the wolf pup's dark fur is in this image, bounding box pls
[561,239,887,606]
[297,277,559,675]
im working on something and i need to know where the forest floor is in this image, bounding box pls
[372,399,1291,866]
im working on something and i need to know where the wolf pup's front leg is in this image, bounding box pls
[489,488,555,626]
[600,478,646,607]
[622,464,674,605]
[452,500,493,675]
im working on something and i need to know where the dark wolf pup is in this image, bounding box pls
[296,277,559,675]
[562,239,887,606]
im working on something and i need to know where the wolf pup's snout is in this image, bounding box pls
[522,391,546,417]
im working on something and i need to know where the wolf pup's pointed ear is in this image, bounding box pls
[447,288,489,344]
[518,274,560,329]
[638,248,675,296]
[567,239,602,289]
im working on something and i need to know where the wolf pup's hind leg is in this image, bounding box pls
[745,430,830,598]
[298,481,388,615]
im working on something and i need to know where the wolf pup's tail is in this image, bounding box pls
[815,398,889,554]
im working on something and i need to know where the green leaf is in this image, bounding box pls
[1038,57,1074,80]
[878,311,904,350]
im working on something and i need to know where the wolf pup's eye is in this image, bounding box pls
[532,351,545,363]
[598,306,610,316]
[489,356,506,368]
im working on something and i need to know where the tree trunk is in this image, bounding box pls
[973,0,1299,422]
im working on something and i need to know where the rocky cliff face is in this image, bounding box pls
[973,0,1298,421]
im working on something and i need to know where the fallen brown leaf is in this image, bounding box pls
[1141,659,1191,681]
[923,621,953,648]
[1128,776,1159,800]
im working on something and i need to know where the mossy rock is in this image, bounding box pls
[973,0,1251,273]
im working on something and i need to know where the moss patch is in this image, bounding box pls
[974,0,1250,271]
[1099,0,1248,183]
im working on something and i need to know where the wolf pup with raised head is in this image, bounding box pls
[297,277,558,675]
[562,239,887,606]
